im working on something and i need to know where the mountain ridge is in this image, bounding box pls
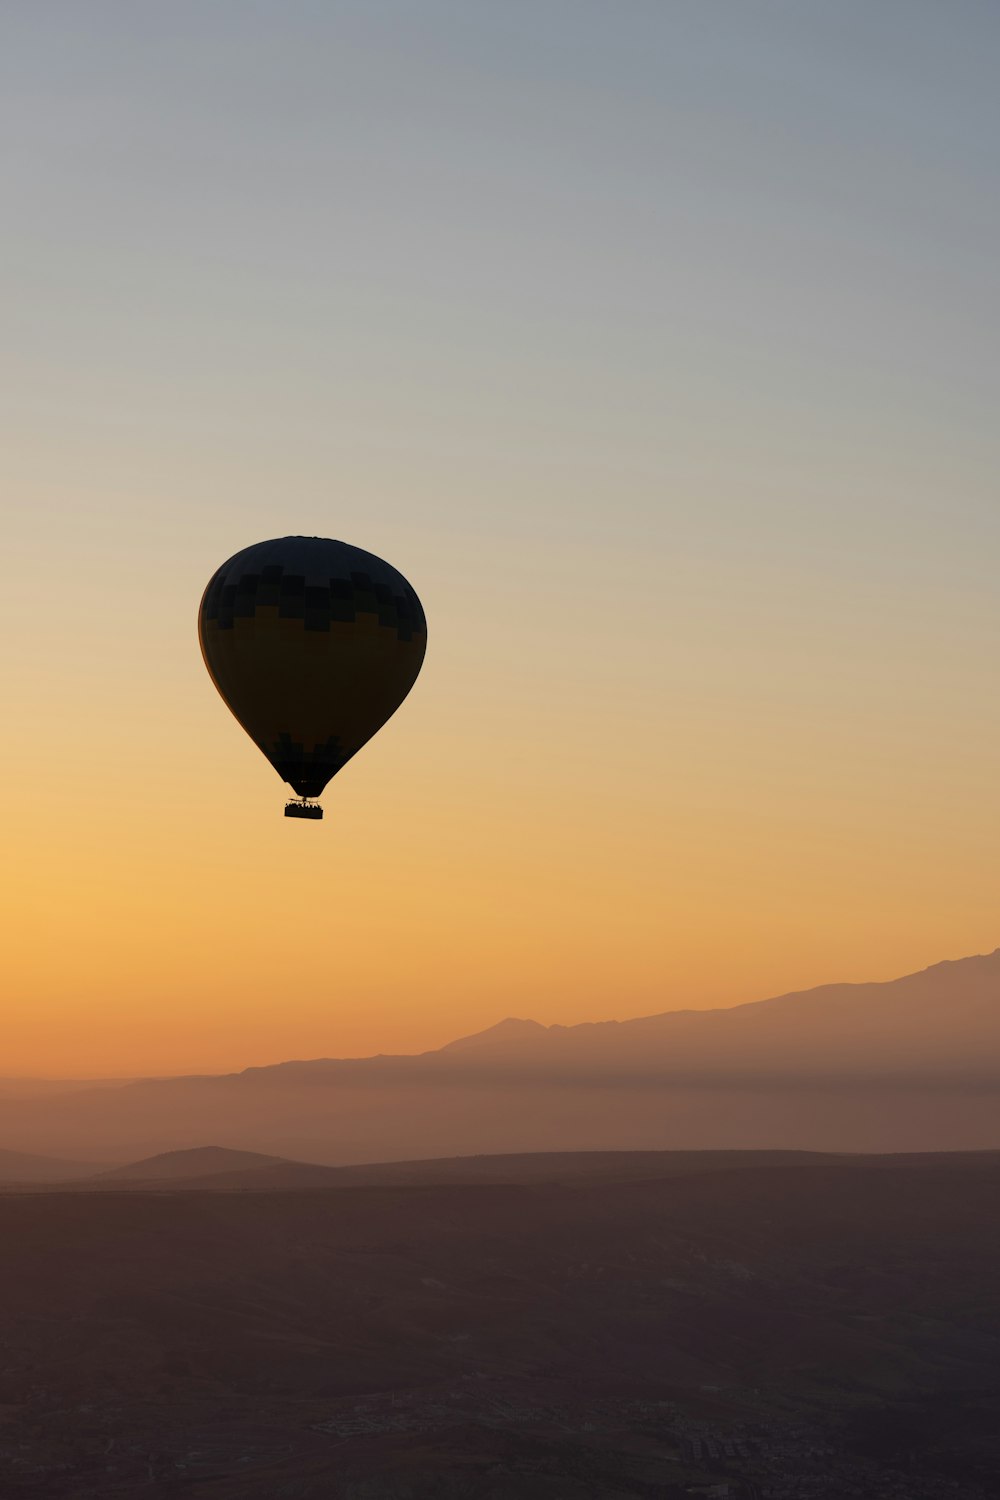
[10,948,994,1097]
[1,948,997,1162]
[231,945,1000,1082]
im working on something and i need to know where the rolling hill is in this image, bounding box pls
[0,1148,101,1183]
[56,1146,852,1192]
[95,1145,294,1182]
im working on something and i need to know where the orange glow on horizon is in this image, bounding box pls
[5,516,997,1077]
[4,6,999,1077]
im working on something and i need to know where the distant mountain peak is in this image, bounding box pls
[436,1017,549,1052]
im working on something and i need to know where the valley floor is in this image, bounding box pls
[0,1151,997,1498]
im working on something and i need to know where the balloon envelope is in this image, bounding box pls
[198,536,427,799]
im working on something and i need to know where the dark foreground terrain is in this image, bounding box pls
[0,1151,998,1498]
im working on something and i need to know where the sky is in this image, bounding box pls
[3,2,999,1076]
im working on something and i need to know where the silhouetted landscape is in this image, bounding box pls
[0,952,998,1495]
[1,1150,998,1497]
[9,3,999,1494]
[2,952,997,1167]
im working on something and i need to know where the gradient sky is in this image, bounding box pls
[3,2,999,1075]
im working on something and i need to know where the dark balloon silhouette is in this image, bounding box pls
[198,536,426,818]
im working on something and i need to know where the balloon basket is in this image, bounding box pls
[284,800,323,821]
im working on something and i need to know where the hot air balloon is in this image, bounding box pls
[198,536,426,819]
